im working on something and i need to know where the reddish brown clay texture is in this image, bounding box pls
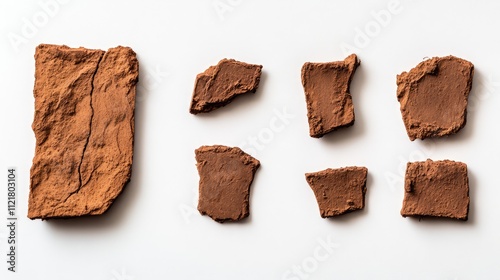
[306,166,368,218]
[397,56,474,140]
[195,145,260,223]
[401,159,469,221]
[190,59,262,114]
[301,54,360,138]
[29,44,139,219]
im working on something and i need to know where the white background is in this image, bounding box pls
[1,0,500,279]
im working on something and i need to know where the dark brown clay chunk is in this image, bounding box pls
[305,166,368,218]
[28,44,139,219]
[301,54,360,138]
[397,56,474,141]
[401,159,469,220]
[189,59,262,114]
[195,145,260,223]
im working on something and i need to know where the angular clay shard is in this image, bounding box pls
[189,59,263,114]
[195,145,260,223]
[401,159,469,221]
[301,54,360,138]
[396,55,474,140]
[28,44,139,219]
[305,166,368,218]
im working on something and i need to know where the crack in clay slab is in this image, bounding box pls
[28,44,139,219]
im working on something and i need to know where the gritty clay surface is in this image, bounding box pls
[306,166,368,218]
[29,44,139,219]
[401,159,469,220]
[397,56,474,140]
[301,54,360,138]
[195,145,260,223]
[190,59,262,114]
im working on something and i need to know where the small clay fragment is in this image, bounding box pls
[305,166,367,218]
[195,145,260,223]
[401,159,469,221]
[301,54,360,138]
[397,56,474,140]
[189,59,262,114]
[28,44,139,219]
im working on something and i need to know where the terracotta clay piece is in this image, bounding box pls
[195,145,260,223]
[189,59,263,114]
[301,54,360,138]
[305,166,368,218]
[28,44,139,219]
[396,56,474,141]
[401,159,469,221]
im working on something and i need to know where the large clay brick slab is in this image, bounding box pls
[28,44,139,219]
